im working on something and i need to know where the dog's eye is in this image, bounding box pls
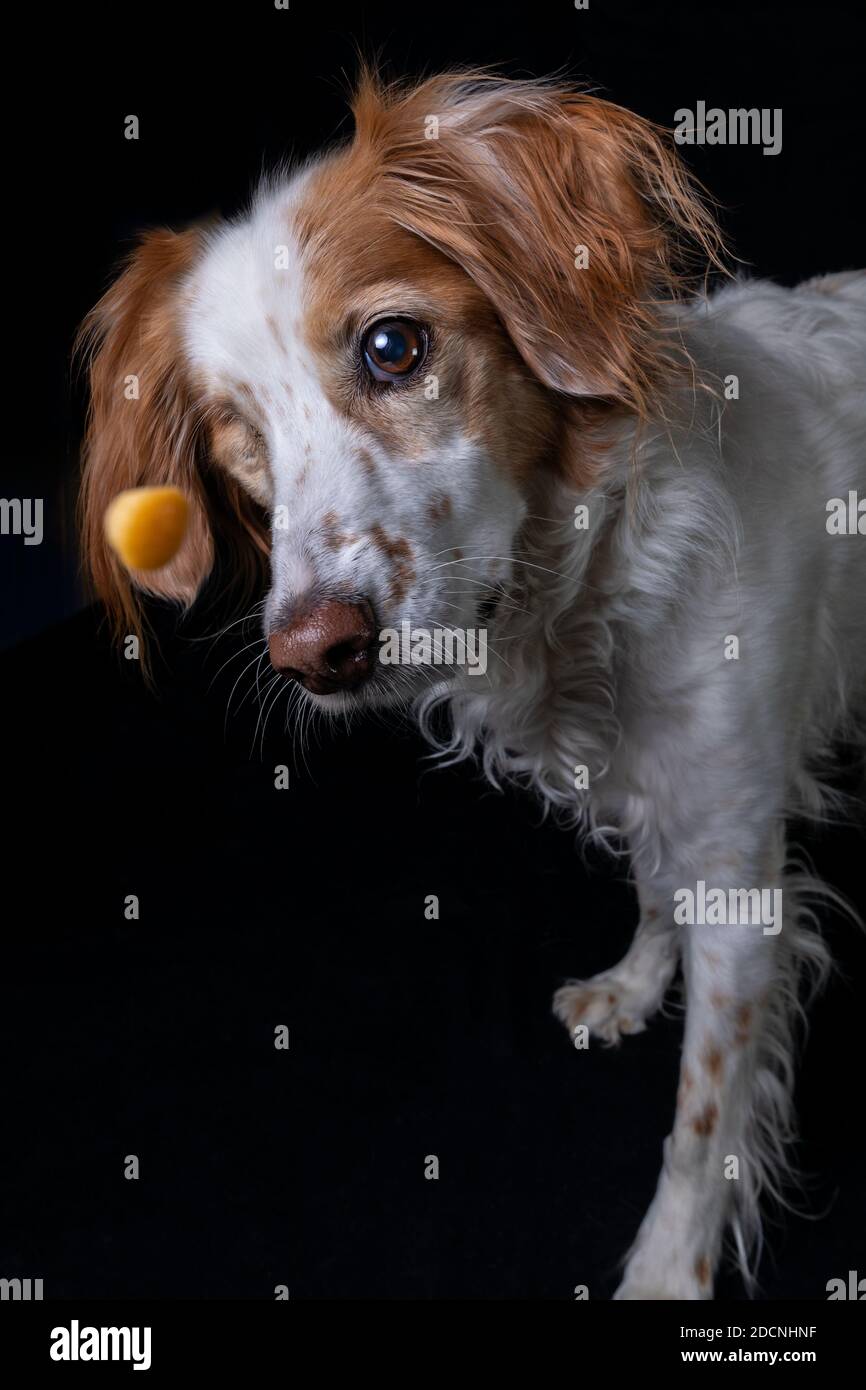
[362,318,427,382]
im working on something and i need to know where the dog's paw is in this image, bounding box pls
[552,974,655,1045]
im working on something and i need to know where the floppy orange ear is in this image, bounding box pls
[357,71,723,413]
[77,227,214,641]
[77,227,269,651]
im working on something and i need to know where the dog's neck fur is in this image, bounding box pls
[419,362,738,850]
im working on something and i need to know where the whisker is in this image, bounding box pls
[250,672,282,758]
[224,646,269,733]
[207,635,268,693]
[192,599,268,649]
[258,673,289,758]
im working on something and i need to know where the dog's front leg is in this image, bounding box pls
[613,827,789,1300]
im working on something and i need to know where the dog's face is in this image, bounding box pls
[79,71,718,708]
[183,177,550,710]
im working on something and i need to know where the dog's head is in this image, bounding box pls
[79,70,718,710]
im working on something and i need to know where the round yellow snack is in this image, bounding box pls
[104,486,189,571]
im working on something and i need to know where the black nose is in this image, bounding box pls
[268,598,377,694]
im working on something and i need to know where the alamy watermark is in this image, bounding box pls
[674,102,782,156]
[674,880,783,935]
[50,1321,152,1371]
[0,497,43,545]
[826,490,865,535]
[379,622,488,676]
[1,1276,43,1299]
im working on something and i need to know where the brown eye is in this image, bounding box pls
[362,318,427,382]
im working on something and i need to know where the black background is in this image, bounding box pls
[2,0,864,1301]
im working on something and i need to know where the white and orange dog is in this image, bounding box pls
[79,71,866,1298]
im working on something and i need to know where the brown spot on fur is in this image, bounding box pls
[296,464,309,490]
[710,991,731,1011]
[358,448,376,477]
[703,1045,724,1081]
[695,1256,711,1287]
[370,524,415,604]
[607,993,616,1005]
[646,907,659,921]
[692,1103,719,1138]
[428,492,453,524]
[320,511,357,551]
[734,1003,752,1046]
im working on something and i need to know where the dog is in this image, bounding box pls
[77,70,866,1299]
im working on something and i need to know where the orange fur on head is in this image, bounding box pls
[348,68,724,414]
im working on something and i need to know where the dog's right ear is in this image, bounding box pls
[77,227,216,647]
[355,71,724,417]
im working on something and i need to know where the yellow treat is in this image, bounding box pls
[104,486,189,571]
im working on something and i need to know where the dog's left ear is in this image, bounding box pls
[362,73,722,412]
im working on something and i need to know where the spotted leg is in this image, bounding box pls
[613,828,792,1300]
